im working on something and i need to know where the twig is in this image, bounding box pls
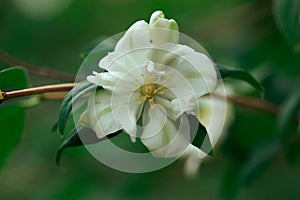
[0,49,74,82]
[1,83,298,122]
[0,83,75,103]
[221,94,278,115]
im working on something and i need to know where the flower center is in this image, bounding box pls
[135,83,165,109]
[140,83,157,97]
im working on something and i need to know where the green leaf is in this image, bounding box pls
[0,67,28,90]
[220,163,243,200]
[0,67,28,170]
[277,90,300,138]
[241,141,281,186]
[217,65,264,95]
[56,126,120,165]
[57,81,98,135]
[190,119,213,156]
[0,106,25,170]
[274,0,300,48]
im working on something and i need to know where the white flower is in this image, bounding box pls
[80,11,219,173]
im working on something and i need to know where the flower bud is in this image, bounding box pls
[149,11,179,45]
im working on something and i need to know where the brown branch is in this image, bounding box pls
[42,92,70,100]
[0,83,296,121]
[208,93,278,115]
[0,49,74,82]
[0,83,75,103]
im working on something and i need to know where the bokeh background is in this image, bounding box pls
[0,0,300,199]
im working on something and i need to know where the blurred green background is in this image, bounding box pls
[0,0,300,199]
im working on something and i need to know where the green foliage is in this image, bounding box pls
[274,0,300,48]
[0,106,25,170]
[0,67,28,170]
[0,67,28,89]
[56,126,121,165]
[277,90,300,138]
[1,0,300,199]
[217,65,264,95]
[241,141,281,185]
[57,81,98,135]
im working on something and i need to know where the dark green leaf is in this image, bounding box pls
[217,65,264,95]
[277,90,300,138]
[274,0,300,48]
[0,67,28,90]
[220,163,242,200]
[190,117,213,156]
[241,141,281,186]
[57,81,98,135]
[109,132,149,153]
[0,67,28,171]
[0,106,25,170]
[56,126,120,165]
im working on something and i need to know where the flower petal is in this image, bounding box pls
[141,104,190,157]
[196,84,233,147]
[115,20,151,52]
[111,91,143,142]
[182,144,207,177]
[149,44,217,98]
[79,90,120,138]
[87,72,119,91]
[149,43,195,66]
[99,49,152,75]
[176,52,218,97]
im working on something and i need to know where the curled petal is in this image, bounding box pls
[196,85,233,147]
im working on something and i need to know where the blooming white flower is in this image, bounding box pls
[80,11,219,173]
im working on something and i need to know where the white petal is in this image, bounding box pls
[115,20,151,52]
[179,52,217,95]
[196,84,233,147]
[79,90,120,138]
[141,104,190,158]
[100,49,152,74]
[158,65,196,113]
[87,72,119,91]
[111,92,143,142]
[155,96,194,121]
[149,43,195,66]
[182,144,207,177]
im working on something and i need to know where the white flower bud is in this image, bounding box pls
[149,10,179,45]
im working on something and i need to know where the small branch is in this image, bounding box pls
[42,92,70,100]
[226,95,278,115]
[209,93,278,114]
[0,83,75,103]
[0,49,74,82]
[0,83,297,121]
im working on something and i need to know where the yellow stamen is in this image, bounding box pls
[160,90,165,95]
[141,83,157,97]
[151,104,156,109]
[165,76,170,81]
